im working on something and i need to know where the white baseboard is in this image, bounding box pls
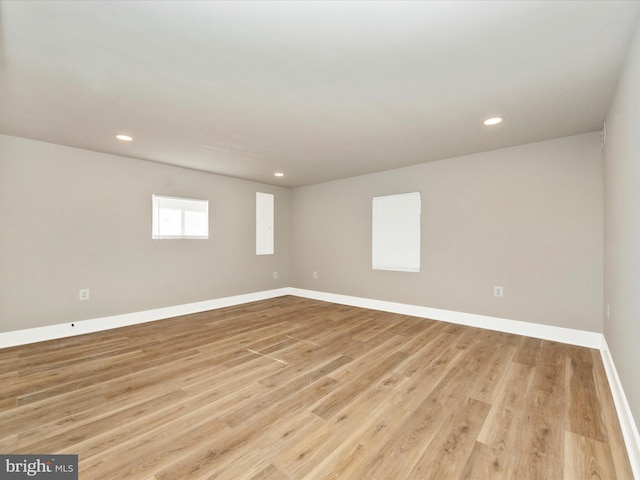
[2,286,637,476]
[289,288,639,474]
[288,288,602,348]
[0,286,602,351]
[600,337,640,478]
[0,288,290,349]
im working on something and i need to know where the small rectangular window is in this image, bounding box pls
[152,195,209,239]
[256,192,274,255]
[372,192,421,272]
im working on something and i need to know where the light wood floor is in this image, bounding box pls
[0,296,633,479]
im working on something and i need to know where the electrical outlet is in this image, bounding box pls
[493,286,504,298]
[79,289,90,301]
[273,271,278,279]
[313,271,318,280]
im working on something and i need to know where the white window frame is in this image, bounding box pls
[152,195,209,239]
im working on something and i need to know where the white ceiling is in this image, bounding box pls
[1,1,639,187]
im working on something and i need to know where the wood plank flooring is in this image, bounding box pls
[0,296,633,479]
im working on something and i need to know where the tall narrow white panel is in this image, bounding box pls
[256,192,274,255]
[372,192,421,272]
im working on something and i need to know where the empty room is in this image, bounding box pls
[1,1,640,478]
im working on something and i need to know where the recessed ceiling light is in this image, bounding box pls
[115,134,133,142]
[274,172,285,177]
[483,117,503,126]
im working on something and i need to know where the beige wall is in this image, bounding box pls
[604,18,640,433]
[0,132,605,336]
[0,135,290,332]
[291,132,603,332]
